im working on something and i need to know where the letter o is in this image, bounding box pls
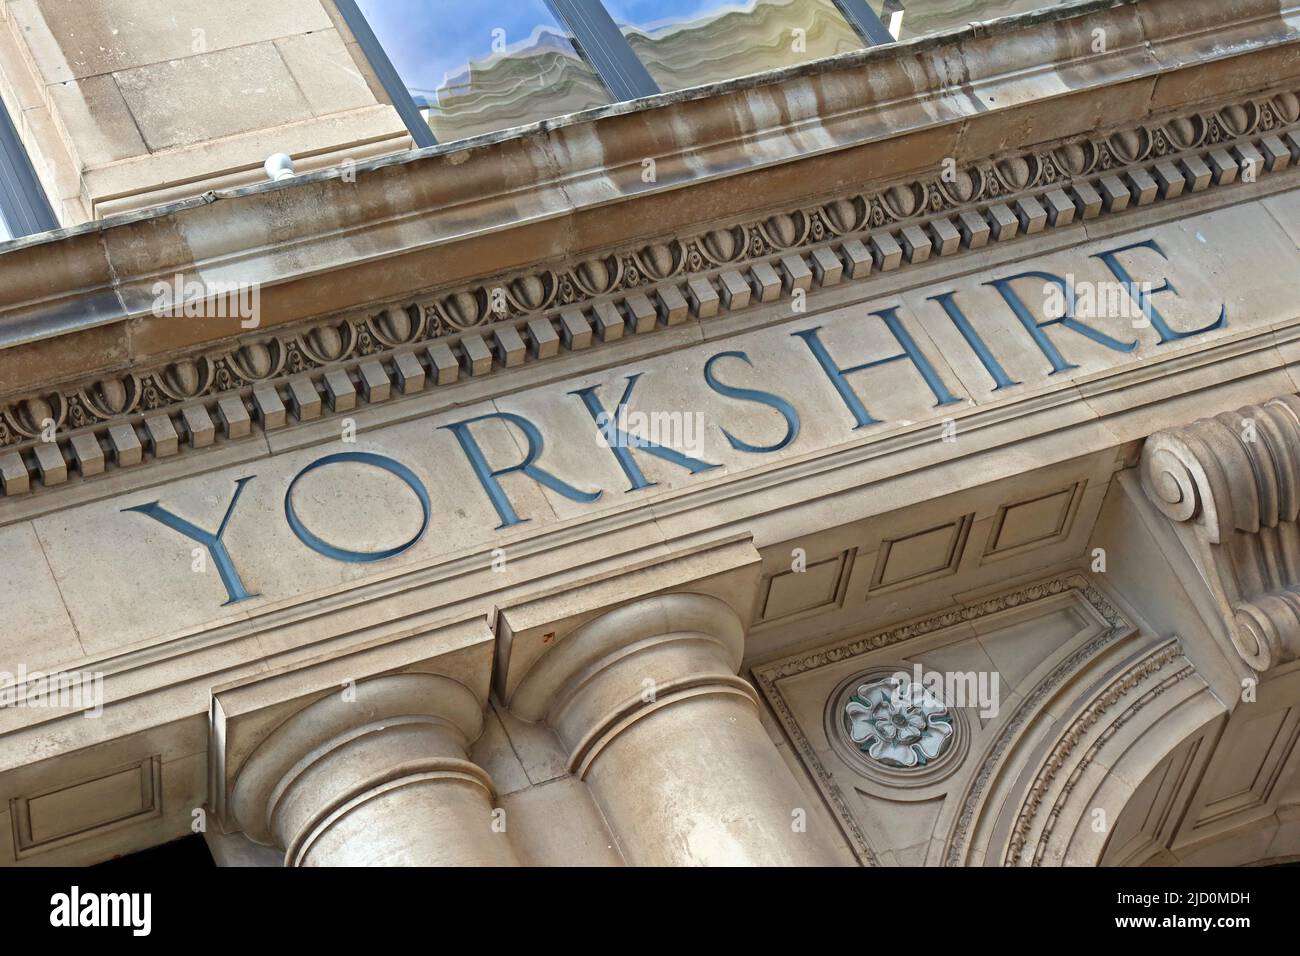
[284,452,430,563]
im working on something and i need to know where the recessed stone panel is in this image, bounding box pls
[984,483,1084,558]
[870,515,972,592]
[12,757,161,856]
[759,551,854,623]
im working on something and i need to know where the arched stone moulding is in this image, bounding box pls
[986,639,1221,867]
[753,573,1236,866]
[942,621,1226,868]
[1141,392,1300,672]
[5,84,1300,498]
[1100,659,1300,866]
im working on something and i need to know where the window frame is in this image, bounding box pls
[832,0,895,44]
[546,0,659,100]
[340,0,894,149]
[0,99,57,241]
[335,0,439,148]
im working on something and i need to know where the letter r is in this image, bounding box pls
[122,476,257,606]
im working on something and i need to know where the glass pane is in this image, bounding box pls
[0,212,11,242]
[603,0,864,93]
[355,0,612,142]
[869,1,1079,43]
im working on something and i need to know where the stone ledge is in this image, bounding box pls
[1,0,1297,381]
[2,85,1298,502]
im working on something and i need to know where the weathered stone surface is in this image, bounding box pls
[5,0,1300,873]
[559,309,593,349]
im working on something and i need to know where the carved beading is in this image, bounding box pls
[4,85,1300,496]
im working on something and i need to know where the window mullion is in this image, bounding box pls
[334,0,438,148]
[546,0,660,101]
[0,100,57,239]
[832,0,895,45]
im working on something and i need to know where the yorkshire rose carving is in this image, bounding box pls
[844,675,954,769]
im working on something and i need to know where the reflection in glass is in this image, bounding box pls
[0,213,10,242]
[355,0,611,142]
[603,0,864,93]
[878,0,1079,43]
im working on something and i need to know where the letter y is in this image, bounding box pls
[122,476,257,605]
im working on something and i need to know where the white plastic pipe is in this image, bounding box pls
[263,153,295,182]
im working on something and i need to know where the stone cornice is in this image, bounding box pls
[0,1,1296,387]
[2,79,1300,501]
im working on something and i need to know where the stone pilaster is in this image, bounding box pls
[1141,393,1300,671]
[229,673,517,866]
[507,591,841,866]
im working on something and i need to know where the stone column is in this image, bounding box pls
[229,673,517,867]
[508,592,840,866]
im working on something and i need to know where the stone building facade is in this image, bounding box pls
[1,0,1300,867]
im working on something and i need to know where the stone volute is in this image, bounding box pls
[1141,393,1300,672]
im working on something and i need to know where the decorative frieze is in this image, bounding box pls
[3,87,1300,497]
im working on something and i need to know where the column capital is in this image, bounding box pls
[493,533,761,704]
[1141,393,1300,671]
[508,591,751,774]
[500,574,840,865]
[208,615,515,865]
[230,672,486,855]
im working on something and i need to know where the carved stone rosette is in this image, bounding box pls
[1141,394,1300,671]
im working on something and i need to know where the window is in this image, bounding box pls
[0,100,56,241]
[338,1,1081,148]
[603,0,865,93]
[885,0,1078,43]
[354,0,612,143]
